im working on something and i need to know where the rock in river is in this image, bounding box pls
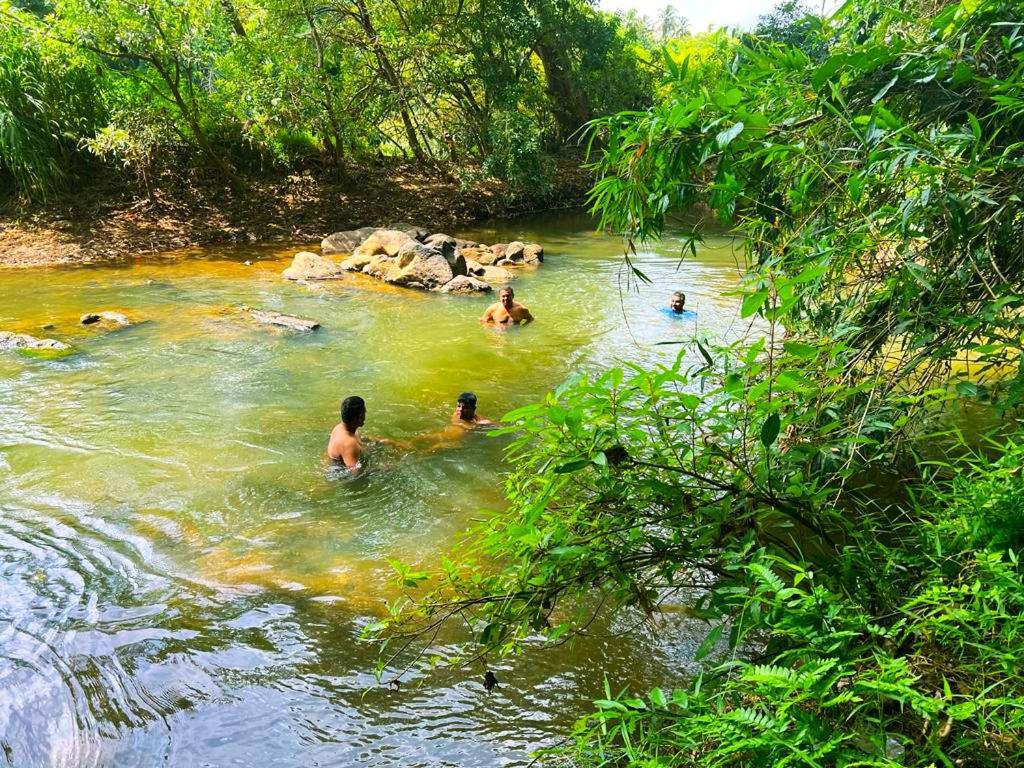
[322,226,377,255]
[385,241,455,290]
[385,222,429,240]
[283,251,344,281]
[81,311,131,326]
[0,331,70,352]
[440,275,493,294]
[352,229,415,260]
[245,308,321,332]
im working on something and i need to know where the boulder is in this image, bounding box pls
[490,243,508,258]
[424,233,456,248]
[523,243,544,264]
[339,252,374,272]
[464,247,498,266]
[495,257,512,267]
[503,241,526,263]
[465,259,485,277]
[353,229,414,260]
[385,222,429,240]
[283,251,344,281]
[433,240,467,277]
[322,226,377,255]
[0,331,70,351]
[440,276,493,294]
[362,254,396,280]
[480,265,515,283]
[385,242,454,290]
[455,238,479,250]
[246,308,320,332]
[81,311,131,326]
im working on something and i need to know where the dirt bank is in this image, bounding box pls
[0,160,590,269]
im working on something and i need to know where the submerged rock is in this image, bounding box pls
[81,311,131,326]
[246,308,321,332]
[0,331,70,352]
[322,226,377,255]
[440,275,492,294]
[283,251,344,281]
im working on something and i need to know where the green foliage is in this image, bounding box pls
[0,2,104,198]
[481,109,553,191]
[0,0,657,194]
[373,2,1024,766]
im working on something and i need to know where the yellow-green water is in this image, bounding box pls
[0,211,747,767]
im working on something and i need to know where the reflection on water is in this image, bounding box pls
[0,211,746,766]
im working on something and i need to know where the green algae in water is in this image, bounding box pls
[13,344,77,360]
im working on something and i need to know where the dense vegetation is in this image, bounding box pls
[0,0,661,199]
[378,0,1024,765]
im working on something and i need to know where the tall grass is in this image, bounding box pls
[0,3,104,200]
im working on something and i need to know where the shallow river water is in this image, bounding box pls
[0,211,749,767]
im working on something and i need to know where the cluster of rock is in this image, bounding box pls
[283,223,545,295]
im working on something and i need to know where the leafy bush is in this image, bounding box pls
[0,2,104,198]
[481,109,554,192]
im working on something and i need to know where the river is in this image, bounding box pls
[0,211,748,767]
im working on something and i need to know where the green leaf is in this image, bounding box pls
[783,341,818,359]
[554,458,590,474]
[740,290,768,318]
[694,624,724,661]
[715,121,744,149]
[760,413,781,448]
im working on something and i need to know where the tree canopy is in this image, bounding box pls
[0,0,656,197]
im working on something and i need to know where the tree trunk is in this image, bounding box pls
[535,37,591,142]
[352,0,426,162]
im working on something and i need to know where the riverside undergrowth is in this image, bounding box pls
[373,1,1024,765]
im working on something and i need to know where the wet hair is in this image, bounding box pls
[671,291,686,303]
[341,395,366,424]
[457,392,478,408]
[499,286,514,297]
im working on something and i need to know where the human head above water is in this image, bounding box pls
[499,286,514,308]
[341,395,366,428]
[669,291,686,313]
[456,392,477,419]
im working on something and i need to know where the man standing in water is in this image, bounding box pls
[481,286,534,325]
[328,395,366,471]
[663,290,695,319]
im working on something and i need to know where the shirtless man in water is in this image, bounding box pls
[452,392,494,428]
[481,286,534,325]
[327,395,367,471]
[416,392,495,451]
